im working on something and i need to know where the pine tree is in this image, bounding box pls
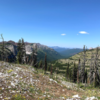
[17,39,22,64]
[34,44,38,68]
[31,49,35,66]
[17,51,22,64]
[50,65,53,75]
[69,68,72,82]
[21,38,26,64]
[44,53,47,73]
[39,60,43,68]
[66,62,69,80]
[73,62,77,83]
[77,68,79,84]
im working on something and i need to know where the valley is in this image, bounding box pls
[0,39,100,100]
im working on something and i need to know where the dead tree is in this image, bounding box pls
[0,34,5,61]
[79,45,87,83]
[89,46,100,87]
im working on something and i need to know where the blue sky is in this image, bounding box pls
[0,0,100,49]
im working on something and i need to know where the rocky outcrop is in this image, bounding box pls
[25,45,33,54]
[5,45,17,55]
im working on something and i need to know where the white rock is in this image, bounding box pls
[11,82,15,86]
[0,72,3,76]
[61,97,65,99]
[11,91,16,93]
[72,94,80,98]
[2,87,4,90]
[8,86,11,88]
[0,96,3,98]
[48,95,50,97]
[66,99,73,100]
[85,96,98,100]
[62,89,65,91]
[43,95,46,97]
[49,79,53,81]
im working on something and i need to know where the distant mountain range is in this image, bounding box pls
[0,41,89,62]
[1,41,65,62]
[48,46,85,58]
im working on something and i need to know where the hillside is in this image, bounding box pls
[59,48,83,58]
[48,46,84,59]
[0,61,99,100]
[54,47,100,72]
[1,41,64,62]
[48,46,69,52]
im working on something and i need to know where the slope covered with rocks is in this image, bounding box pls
[0,61,99,100]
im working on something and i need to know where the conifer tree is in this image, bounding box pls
[77,67,79,84]
[17,51,22,64]
[73,62,77,83]
[34,44,38,68]
[31,49,35,66]
[39,60,43,68]
[50,64,53,75]
[66,62,69,80]
[69,68,72,82]
[44,53,47,73]
[17,39,22,64]
[21,38,26,64]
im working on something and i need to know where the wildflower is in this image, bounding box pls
[7,69,13,73]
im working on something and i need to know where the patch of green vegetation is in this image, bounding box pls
[69,58,73,60]
[11,94,26,100]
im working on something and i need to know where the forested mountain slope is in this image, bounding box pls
[0,41,64,63]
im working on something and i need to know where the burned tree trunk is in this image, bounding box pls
[79,45,87,83]
[89,46,100,87]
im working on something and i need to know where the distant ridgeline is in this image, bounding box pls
[0,40,63,63]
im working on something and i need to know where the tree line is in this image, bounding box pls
[0,35,100,87]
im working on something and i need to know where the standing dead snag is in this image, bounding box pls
[79,45,87,83]
[89,46,100,87]
[0,34,5,61]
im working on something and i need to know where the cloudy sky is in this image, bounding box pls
[0,0,100,49]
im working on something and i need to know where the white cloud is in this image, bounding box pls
[79,31,89,34]
[61,33,66,36]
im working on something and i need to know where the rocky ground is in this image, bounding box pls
[0,61,99,100]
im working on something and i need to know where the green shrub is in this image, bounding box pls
[11,94,25,100]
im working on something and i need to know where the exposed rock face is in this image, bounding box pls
[5,45,17,55]
[25,45,33,54]
[4,41,63,62]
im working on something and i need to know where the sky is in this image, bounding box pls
[0,0,100,49]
